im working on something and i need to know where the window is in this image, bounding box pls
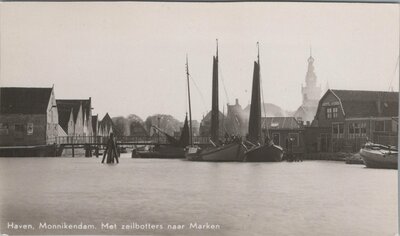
[15,124,25,133]
[0,123,9,135]
[348,122,367,137]
[384,120,392,132]
[332,107,338,118]
[27,123,34,135]
[375,121,384,132]
[326,108,332,119]
[375,120,392,132]
[288,133,299,146]
[332,123,344,138]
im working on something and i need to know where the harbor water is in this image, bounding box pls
[0,155,397,236]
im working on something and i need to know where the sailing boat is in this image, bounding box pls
[186,40,245,162]
[244,43,283,162]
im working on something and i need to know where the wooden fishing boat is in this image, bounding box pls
[245,143,283,162]
[136,145,185,159]
[185,40,245,162]
[360,143,398,169]
[187,141,245,162]
[244,42,283,162]
[133,115,190,159]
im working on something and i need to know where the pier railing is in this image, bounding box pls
[51,135,214,146]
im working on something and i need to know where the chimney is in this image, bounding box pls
[235,98,239,105]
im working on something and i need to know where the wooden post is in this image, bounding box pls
[101,133,119,164]
[95,145,99,158]
[72,143,75,157]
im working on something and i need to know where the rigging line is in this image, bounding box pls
[260,69,267,130]
[218,62,230,105]
[258,44,267,130]
[189,74,208,115]
[185,65,188,114]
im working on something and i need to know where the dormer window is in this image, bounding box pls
[326,108,332,119]
[326,106,338,119]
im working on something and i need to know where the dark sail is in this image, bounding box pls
[179,114,190,148]
[248,61,261,143]
[210,54,219,143]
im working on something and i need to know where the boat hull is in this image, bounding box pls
[0,144,59,157]
[186,142,245,162]
[135,146,185,159]
[360,148,398,169]
[245,144,283,162]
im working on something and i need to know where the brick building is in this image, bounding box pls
[262,117,305,154]
[311,89,398,152]
[0,87,59,146]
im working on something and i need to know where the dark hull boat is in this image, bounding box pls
[360,143,398,169]
[135,146,185,159]
[0,144,60,157]
[245,143,283,162]
[185,40,244,162]
[244,43,283,162]
[187,142,245,162]
[132,115,190,159]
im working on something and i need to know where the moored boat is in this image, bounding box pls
[359,143,398,169]
[187,141,245,162]
[185,40,245,162]
[245,143,283,162]
[244,42,283,162]
[136,145,185,159]
[133,115,190,159]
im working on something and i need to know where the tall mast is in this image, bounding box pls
[211,39,219,143]
[186,55,193,146]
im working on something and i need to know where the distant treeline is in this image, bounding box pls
[112,114,183,137]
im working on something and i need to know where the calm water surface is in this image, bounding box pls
[0,155,397,236]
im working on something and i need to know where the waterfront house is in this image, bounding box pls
[0,87,59,146]
[262,117,305,154]
[311,89,398,152]
[56,98,93,136]
[98,113,115,136]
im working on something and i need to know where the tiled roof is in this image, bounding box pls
[0,87,52,114]
[330,89,398,118]
[56,99,91,123]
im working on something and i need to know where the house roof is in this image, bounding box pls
[56,99,91,123]
[329,89,398,118]
[262,117,302,130]
[0,87,53,114]
[56,105,72,133]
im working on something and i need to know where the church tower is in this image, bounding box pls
[301,48,321,107]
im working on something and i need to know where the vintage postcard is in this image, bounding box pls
[0,1,398,236]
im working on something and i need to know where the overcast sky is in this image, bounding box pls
[1,2,399,121]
